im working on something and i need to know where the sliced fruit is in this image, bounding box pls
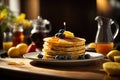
[87,42,96,49]
[103,62,120,76]
[16,43,28,55]
[63,31,74,38]
[106,50,120,61]
[26,43,36,53]
[114,56,120,62]
[8,47,20,57]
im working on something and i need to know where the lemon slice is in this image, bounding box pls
[64,31,74,38]
[106,50,120,61]
[103,62,120,76]
[87,42,95,49]
[114,56,120,62]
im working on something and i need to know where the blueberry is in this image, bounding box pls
[59,33,65,38]
[55,33,65,39]
[78,55,85,60]
[37,54,43,58]
[59,29,65,33]
[85,54,91,59]
[55,55,65,60]
[55,33,59,37]
[65,56,72,60]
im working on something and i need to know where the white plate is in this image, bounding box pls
[23,52,104,66]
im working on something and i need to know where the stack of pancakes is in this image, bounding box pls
[42,37,86,59]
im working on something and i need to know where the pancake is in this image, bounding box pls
[41,52,85,59]
[42,48,85,56]
[43,43,85,51]
[43,42,85,47]
[43,37,85,47]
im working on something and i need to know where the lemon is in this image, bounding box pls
[8,47,20,57]
[103,62,120,76]
[106,50,120,61]
[114,56,120,62]
[16,43,28,56]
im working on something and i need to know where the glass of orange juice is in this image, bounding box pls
[3,28,13,51]
[3,42,13,51]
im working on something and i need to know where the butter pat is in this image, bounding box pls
[64,31,74,38]
[8,61,25,65]
[8,61,17,65]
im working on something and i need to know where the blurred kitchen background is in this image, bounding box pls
[1,0,120,44]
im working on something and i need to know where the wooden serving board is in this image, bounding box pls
[0,58,107,79]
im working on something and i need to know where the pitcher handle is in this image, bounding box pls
[43,19,52,33]
[111,21,119,39]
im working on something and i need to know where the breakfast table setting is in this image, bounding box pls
[1,4,120,80]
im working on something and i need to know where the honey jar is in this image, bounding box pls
[12,25,24,46]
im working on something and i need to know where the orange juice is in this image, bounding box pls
[96,43,114,55]
[3,42,13,51]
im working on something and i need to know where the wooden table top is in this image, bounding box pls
[0,57,120,80]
